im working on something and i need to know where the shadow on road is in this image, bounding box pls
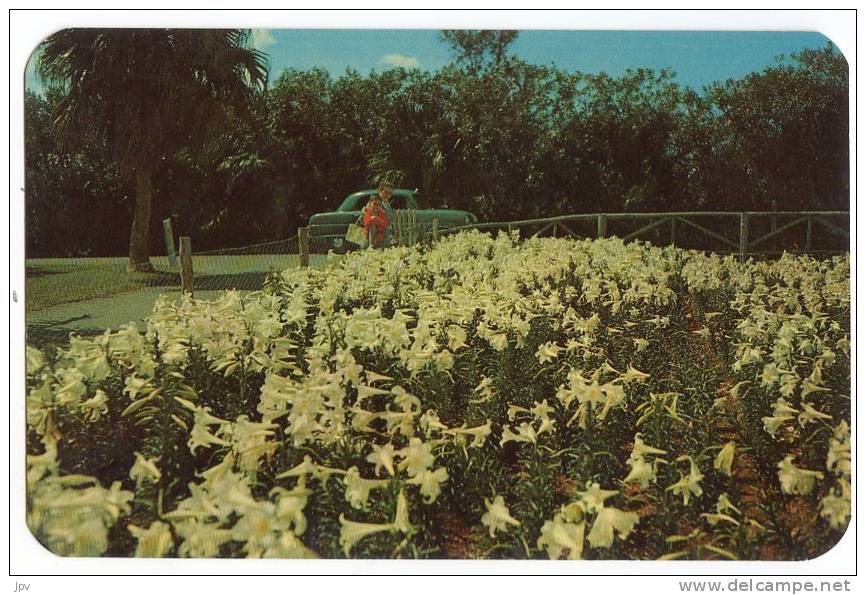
[142,270,181,287]
[25,314,107,345]
[194,271,271,291]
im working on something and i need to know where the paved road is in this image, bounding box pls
[24,253,333,343]
[25,287,232,341]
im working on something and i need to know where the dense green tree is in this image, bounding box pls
[704,44,848,210]
[25,36,848,257]
[24,90,132,257]
[566,68,684,212]
[36,28,268,270]
[440,29,519,74]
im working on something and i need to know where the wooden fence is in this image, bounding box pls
[440,211,850,261]
[296,210,849,266]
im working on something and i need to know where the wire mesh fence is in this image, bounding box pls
[190,236,311,291]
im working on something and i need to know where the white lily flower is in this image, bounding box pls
[666,456,704,505]
[80,389,109,422]
[536,341,564,364]
[826,421,851,475]
[397,438,435,478]
[716,493,741,516]
[355,383,392,405]
[407,467,449,503]
[364,369,394,385]
[129,452,161,487]
[797,402,833,427]
[801,379,831,399]
[128,521,174,558]
[576,482,620,513]
[446,325,468,351]
[819,479,850,530]
[622,365,650,384]
[55,368,87,406]
[632,433,667,458]
[25,345,46,376]
[338,517,393,557]
[481,495,521,537]
[188,408,232,454]
[779,373,799,398]
[174,520,233,557]
[471,376,496,404]
[586,506,640,549]
[445,421,492,449]
[343,466,390,510]
[538,514,585,560]
[275,455,317,480]
[499,422,538,446]
[777,456,824,495]
[761,407,790,431]
[624,456,657,488]
[419,409,449,436]
[271,483,312,535]
[772,397,799,417]
[123,375,151,400]
[339,490,413,556]
[701,512,740,527]
[713,442,736,477]
[366,443,397,477]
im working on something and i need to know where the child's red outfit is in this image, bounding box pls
[362,201,390,248]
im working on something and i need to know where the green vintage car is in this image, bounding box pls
[307,188,478,250]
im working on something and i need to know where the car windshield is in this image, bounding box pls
[389,194,412,209]
[337,191,424,211]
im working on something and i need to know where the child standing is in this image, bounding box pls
[361,193,390,248]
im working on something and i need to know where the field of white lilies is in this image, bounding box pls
[25,231,850,559]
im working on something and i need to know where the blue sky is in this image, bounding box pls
[251,29,835,91]
[26,29,836,94]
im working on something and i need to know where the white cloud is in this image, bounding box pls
[251,29,277,50]
[380,53,421,69]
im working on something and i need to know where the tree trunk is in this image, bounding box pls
[128,165,154,272]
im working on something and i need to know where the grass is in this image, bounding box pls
[25,261,178,313]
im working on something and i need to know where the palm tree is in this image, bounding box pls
[37,29,269,271]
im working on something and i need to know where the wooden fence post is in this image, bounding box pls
[739,213,749,262]
[179,236,193,296]
[394,210,403,246]
[298,227,310,267]
[670,216,677,247]
[806,217,813,252]
[597,214,607,238]
[163,218,177,267]
[431,218,439,242]
[771,200,778,233]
